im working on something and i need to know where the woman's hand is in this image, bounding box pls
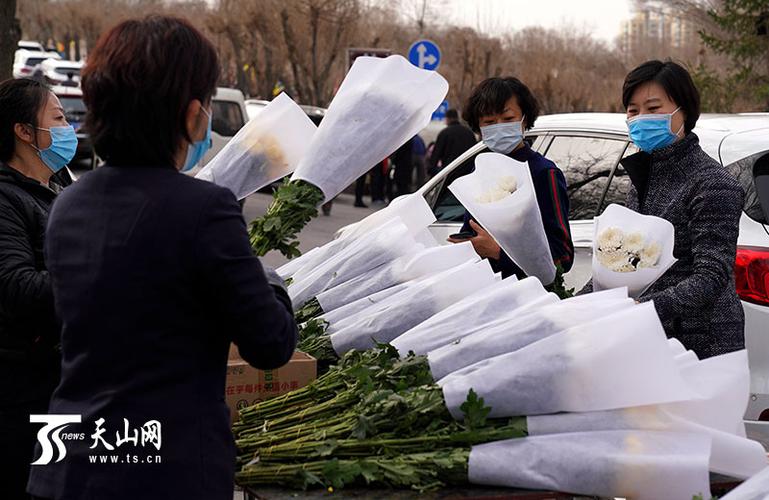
[448,220,501,260]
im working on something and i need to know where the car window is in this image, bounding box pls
[544,136,628,220]
[25,57,47,67]
[726,150,769,224]
[600,143,638,211]
[425,150,484,222]
[212,100,245,137]
[54,67,80,76]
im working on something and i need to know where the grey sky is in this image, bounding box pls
[435,0,633,44]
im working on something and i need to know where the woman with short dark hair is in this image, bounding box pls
[609,60,744,358]
[27,16,297,500]
[0,77,74,499]
[449,77,574,280]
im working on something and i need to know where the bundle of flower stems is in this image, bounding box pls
[233,346,527,491]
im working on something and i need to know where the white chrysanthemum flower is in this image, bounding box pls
[639,242,662,268]
[624,232,645,253]
[498,176,518,193]
[597,227,624,251]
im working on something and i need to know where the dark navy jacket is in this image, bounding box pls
[27,165,297,500]
[462,144,574,279]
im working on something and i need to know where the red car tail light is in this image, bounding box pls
[20,67,31,74]
[735,246,769,306]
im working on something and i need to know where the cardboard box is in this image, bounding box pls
[225,350,317,423]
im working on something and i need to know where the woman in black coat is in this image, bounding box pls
[588,60,745,359]
[0,78,75,500]
[26,16,298,500]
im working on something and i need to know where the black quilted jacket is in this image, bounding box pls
[622,133,745,358]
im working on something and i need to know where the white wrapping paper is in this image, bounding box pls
[339,193,437,241]
[428,295,636,380]
[468,431,712,500]
[438,302,699,418]
[592,203,677,298]
[196,93,316,200]
[320,282,412,326]
[722,466,769,500]
[288,217,417,309]
[291,55,449,202]
[316,242,477,313]
[448,152,556,284]
[329,259,497,355]
[276,246,321,279]
[391,276,549,356]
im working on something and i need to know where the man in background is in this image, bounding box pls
[427,108,477,176]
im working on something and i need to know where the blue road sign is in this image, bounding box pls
[431,100,449,121]
[408,40,441,71]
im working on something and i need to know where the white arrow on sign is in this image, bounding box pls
[416,43,437,68]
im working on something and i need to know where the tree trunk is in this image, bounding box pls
[0,0,21,82]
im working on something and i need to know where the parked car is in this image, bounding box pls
[40,58,83,86]
[17,40,44,52]
[50,85,92,164]
[245,98,269,121]
[12,49,60,79]
[342,112,769,447]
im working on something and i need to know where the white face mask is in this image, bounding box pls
[480,117,525,154]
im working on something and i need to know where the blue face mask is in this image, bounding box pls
[626,107,683,153]
[181,107,212,172]
[480,117,525,154]
[33,125,78,174]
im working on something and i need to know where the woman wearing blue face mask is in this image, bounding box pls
[27,16,297,500]
[449,77,574,281]
[604,60,744,359]
[0,77,75,499]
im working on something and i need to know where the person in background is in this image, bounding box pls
[427,108,477,176]
[412,134,427,188]
[584,60,744,359]
[391,136,414,198]
[0,77,74,500]
[449,77,573,280]
[27,16,297,500]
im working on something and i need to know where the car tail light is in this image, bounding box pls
[20,67,31,74]
[735,246,769,306]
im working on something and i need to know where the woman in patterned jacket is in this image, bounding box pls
[615,60,745,359]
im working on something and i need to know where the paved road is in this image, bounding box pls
[243,192,381,269]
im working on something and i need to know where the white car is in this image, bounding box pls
[39,59,83,86]
[245,99,269,121]
[407,112,769,447]
[17,40,44,52]
[12,49,60,79]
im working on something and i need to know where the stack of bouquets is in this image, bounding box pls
[448,152,556,284]
[195,93,317,200]
[233,275,767,499]
[592,203,677,298]
[249,55,448,257]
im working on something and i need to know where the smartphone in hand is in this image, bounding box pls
[449,231,476,240]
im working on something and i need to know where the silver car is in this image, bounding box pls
[414,112,769,447]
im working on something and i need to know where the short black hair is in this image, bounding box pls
[462,77,539,133]
[0,78,50,163]
[82,16,220,168]
[446,108,459,120]
[622,60,700,133]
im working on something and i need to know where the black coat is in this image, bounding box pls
[27,165,298,500]
[428,122,478,175]
[0,164,67,409]
[0,163,70,500]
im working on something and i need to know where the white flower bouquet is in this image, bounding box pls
[196,93,317,200]
[592,203,677,298]
[328,259,498,354]
[292,55,449,203]
[316,241,478,313]
[449,152,556,284]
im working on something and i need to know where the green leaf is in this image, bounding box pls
[460,388,491,430]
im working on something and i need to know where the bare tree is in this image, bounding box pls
[1,0,21,81]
